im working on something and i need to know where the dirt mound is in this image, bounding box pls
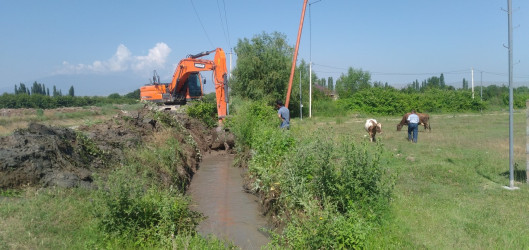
[0,106,233,190]
[0,108,158,189]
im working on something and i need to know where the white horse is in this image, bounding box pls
[365,119,382,142]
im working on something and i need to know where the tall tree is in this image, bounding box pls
[334,67,371,98]
[462,78,468,90]
[439,73,446,88]
[231,31,292,101]
[327,76,333,91]
[15,83,28,95]
[68,86,75,97]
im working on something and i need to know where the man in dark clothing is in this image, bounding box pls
[275,100,290,129]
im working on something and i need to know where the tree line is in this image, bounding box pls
[14,82,75,97]
[0,85,140,109]
[229,31,527,116]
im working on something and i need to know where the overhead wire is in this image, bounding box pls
[313,62,529,80]
[190,0,214,48]
[216,0,230,49]
[221,0,232,50]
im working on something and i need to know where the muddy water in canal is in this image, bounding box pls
[188,153,270,249]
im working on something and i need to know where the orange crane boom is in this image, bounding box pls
[285,0,308,108]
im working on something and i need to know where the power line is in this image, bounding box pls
[216,0,230,49]
[312,63,529,79]
[190,0,214,48]
[221,0,232,49]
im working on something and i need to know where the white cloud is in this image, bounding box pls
[55,43,171,75]
[133,43,171,71]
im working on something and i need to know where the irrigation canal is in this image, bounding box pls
[188,153,270,249]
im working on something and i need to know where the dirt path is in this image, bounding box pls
[188,152,270,249]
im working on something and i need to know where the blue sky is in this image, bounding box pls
[1,0,528,96]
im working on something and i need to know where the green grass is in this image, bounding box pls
[291,111,529,248]
[0,188,103,249]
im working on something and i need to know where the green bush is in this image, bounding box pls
[225,100,277,149]
[93,137,202,246]
[0,93,137,109]
[186,101,217,128]
[226,98,394,249]
[272,201,371,249]
[94,175,200,244]
[266,133,393,249]
[336,88,486,115]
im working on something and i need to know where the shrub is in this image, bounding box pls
[186,101,217,128]
[93,137,202,245]
[225,100,277,149]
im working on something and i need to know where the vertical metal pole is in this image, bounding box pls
[471,67,474,99]
[507,0,515,189]
[309,62,312,118]
[307,0,321,118]
[309,3,312,118]
[227,50,232,116]
[300,69,302,120]
[526,100,529,184]
[480,71,483,101]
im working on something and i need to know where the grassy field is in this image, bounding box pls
[2,107,528,248]
[0,103,144,136]
[291,111,529,248]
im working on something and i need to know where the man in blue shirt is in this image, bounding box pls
[276,100,290,129]
[407,110,420,143]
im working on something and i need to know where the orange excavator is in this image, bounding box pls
[140,48,228,122]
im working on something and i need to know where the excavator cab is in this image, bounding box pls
[187,73,203,100]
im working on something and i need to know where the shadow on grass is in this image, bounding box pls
[500,169,527,183]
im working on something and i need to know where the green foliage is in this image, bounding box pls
[312,99,348,117]
[94,177,200,244]
[335,67,371,98]
[0,93,137,109]
[75,131,104,163]
[228,100,394,248]
[92,137,203,246]
[225,100,278,149]
[124,89,140,99]
[231,31,292,101]
[336,88,486,115]
[107,93,121,99]
[258,132,392,249]
[0,189,22,197]
[186,101,217,128]
[272,201,371,249]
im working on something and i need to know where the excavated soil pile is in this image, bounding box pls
[0,106,234,190]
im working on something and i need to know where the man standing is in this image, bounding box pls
[276,100,290,129]
[407,110,419,143]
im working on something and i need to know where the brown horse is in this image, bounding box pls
[396,113,431,131]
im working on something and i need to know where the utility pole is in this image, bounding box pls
[504,0,518,190]
[480,71,483,101]
[285,0,308,108]
[227,49,233,116]
[300,68,303,120]
[471,67,474,99]
[308,0,321,118]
